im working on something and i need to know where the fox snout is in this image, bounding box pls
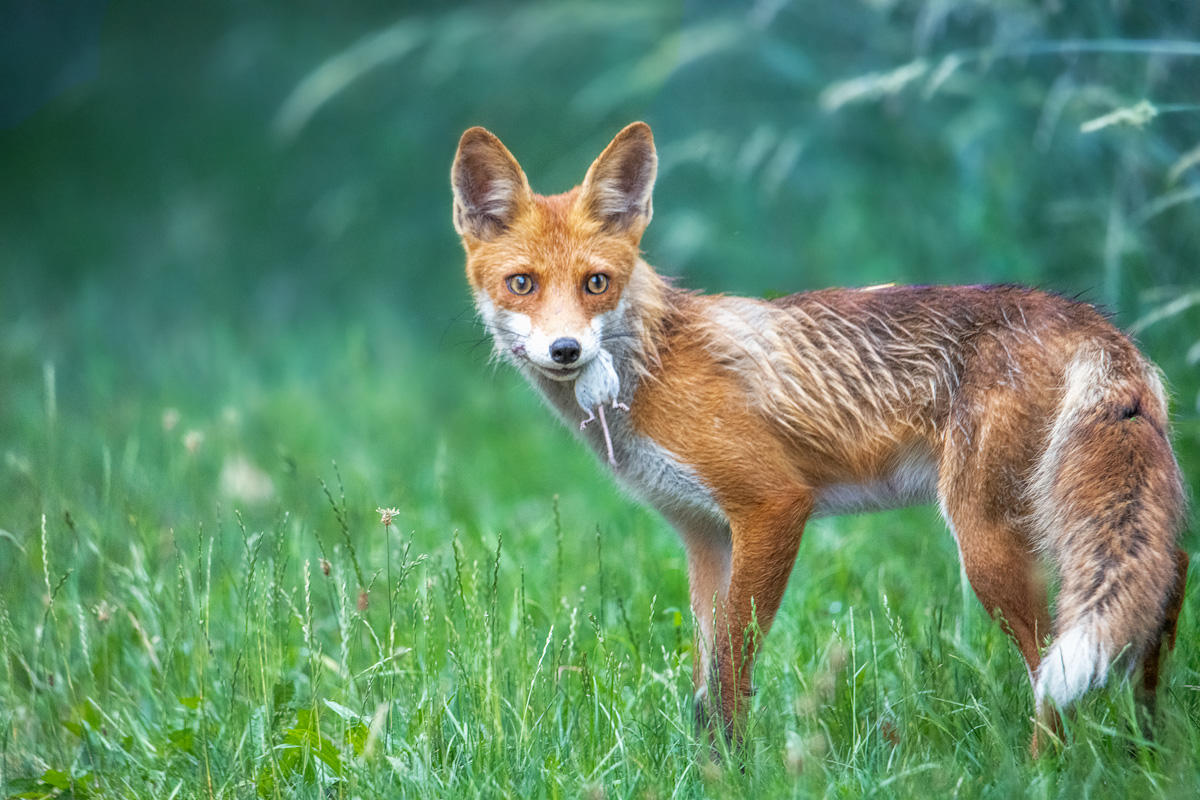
[476,296,601,380]
[549,337,582,365]
[520,326,599,380]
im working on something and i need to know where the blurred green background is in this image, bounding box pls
[4,0,1200,377]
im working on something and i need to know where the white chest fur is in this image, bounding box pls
[528,361,726,526]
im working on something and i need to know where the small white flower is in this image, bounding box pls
[219,455,274,504]
[183,430,204,453]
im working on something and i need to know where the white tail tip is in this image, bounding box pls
[1035,626,1109,709]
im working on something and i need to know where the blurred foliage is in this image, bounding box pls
[3,0,1199,337]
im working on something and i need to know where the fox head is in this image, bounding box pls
[452,122,657,383]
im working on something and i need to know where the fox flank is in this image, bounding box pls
[452,122,1189,755]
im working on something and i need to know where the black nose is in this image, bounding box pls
[549,337,581,365]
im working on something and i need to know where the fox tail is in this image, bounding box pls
[1031,346,1185,710]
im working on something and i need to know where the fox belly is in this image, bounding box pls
[811,446,939,517]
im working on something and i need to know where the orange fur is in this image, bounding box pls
[452,122,1189,753]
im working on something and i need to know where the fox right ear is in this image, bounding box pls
[451,127,531,242]
[579,121,657,237]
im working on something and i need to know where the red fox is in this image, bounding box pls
[451,121,1189,751]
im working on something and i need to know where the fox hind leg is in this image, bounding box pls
[944,509,1051,674]
[1136,547,1189,731]
[939,389,1056,749]
[942,498,1057,750]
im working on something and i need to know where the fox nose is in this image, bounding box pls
[549,337,581,365]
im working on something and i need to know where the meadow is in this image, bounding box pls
[2,2,1200,797]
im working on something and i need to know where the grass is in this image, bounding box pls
[1,307,1197,799]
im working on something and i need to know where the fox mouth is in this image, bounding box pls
[510,343,589,381]
[531,363,581,382]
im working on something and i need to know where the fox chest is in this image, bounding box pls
[534,372,727,524]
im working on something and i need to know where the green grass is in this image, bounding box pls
[1,310,1197,799]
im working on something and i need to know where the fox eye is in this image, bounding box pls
[585,274,609,295]
[506,274,534,295]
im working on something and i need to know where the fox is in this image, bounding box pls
[451,121,1189,752]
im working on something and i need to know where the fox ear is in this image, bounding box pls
[579,122,657,237]
[452,127,531,242]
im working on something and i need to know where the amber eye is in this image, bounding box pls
[506,274,534,295]
[585,274,609,295]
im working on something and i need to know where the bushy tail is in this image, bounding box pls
[1031,347,1185,710]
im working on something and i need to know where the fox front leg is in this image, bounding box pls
[704,492,812,744]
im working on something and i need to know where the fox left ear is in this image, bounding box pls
[452,127,532,242]
[579,122,657,237]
